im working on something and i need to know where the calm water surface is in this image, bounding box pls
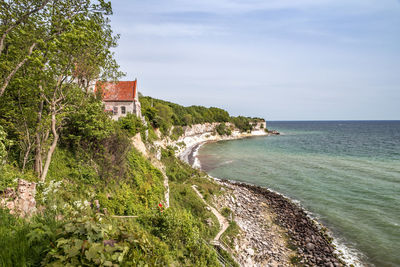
[198,121,400,267]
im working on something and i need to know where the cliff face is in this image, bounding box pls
[180,121,266,137]
[137,121,269,166]
[175,122,268,165]
[180,122,222,137]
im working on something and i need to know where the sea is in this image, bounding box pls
[197,121,400,267]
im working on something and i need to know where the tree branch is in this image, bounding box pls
[0,0,51,57]
[0,42,37,97]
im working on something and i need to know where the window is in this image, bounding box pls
[121,106,126,114]
[113,106,118,115]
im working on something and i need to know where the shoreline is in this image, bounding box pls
[178,129,272,166]
[182,135,364,267]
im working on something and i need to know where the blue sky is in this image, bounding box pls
[109,0,400,120]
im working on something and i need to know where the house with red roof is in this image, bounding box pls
[95,79,142,120]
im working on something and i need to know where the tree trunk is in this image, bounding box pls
[34,100,44,176]
[40,106,58,182]
[22,143,31,172]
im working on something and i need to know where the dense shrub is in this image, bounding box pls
[171,126,184,141]
[0,209,59,267]
[147,209,219,266]
[117,113,144,136]
[61,97,113,150]
[216,122,232,136]
[42,214,171,266]
[230,116,254,132]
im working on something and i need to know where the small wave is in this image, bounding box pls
[332,238,368,267]
[191,143,205,169]
[219,160,234,166]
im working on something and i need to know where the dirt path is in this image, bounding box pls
[151,159,170,209]
[191,185,229,242]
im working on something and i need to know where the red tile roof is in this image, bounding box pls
[96,80,137,102]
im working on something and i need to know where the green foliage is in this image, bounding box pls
[0,164,37,191]
[169,183,219,239]
[221,207,233,218]
[230,116,254,132]
[0,125,9,165]
[221,221,240,250]
[0,209,60,267]
[43,214,170,266]
[161,147,199,183]
[146,125,158,143]
[140,96,231,129]
[117,113,144,137]
[145,209,219,266]
[140,96,262,138]
[62,96,113,150]
[0,0,122,178]
[215,246,240,267]
[98,149,164,215]
[171,126,184,141]
[216,122,232,136]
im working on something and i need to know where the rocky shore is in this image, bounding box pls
[179,135,348,266]
[215,180,345,267]
[155,122,347,266]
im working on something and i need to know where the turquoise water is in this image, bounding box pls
[198,121,400,267]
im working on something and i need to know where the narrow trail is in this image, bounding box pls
[151,159,170,209]
[191,185,229,242]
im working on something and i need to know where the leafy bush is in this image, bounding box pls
[117,113,144,136]
[145,209,219,266]
[216,123,232,136]
[161,147,199,183]
[171,126,184,141]
[230,116,253,132]
[0,164,37,191]
[43,214,170,266]
[61,97,113,150]
[0,209,59,267]
[221,207,232,218]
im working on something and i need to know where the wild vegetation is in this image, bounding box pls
[0,1,247,265]
[140,96,265,135]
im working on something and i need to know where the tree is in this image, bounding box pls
[0,0,122,181]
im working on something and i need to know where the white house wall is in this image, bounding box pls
[105,101,136,120]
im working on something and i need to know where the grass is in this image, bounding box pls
[221,221,241,250]
[0,209,60,267]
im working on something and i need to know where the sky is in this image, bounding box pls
[109,0,400,120]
